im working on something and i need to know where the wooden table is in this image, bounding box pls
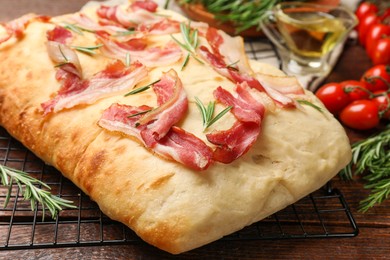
[1,1,389,259]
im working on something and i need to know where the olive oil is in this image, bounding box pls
[276,11,346,58]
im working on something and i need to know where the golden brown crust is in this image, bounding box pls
[0,8,351,254]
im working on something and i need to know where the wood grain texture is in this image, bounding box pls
[0,1,389,259]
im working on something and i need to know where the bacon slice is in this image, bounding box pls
[137,19,181,35]
[99,104,213,171]
[207,121,260,164]
[206,83,265,163]
[199,28,304,106]
[41,60,148,114]
[98,69,213,171]
[97,4,162,29]
[131,0,159,12]
[155,126,213,170]
[0,14,49,44]
[97,32,182,67]
[99,103,151,140]
[64,13,129,35]
[46,26,73,44]
[138,70,188,146]
[255,73,304,95]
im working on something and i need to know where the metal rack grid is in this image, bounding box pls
[0,125,358,251]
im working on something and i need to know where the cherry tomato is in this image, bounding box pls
[358,12,380,46]
[361,65,390,92]
[339,100,380,130]
[340,80,371,101]
[315,83,350,114]
[371,91,390,119]
[371,37,390,65]
[365,23,390,58]
[355,2,378,21]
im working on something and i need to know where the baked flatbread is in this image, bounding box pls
[0,1,351,254]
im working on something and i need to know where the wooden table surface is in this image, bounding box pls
[0,1,389,259]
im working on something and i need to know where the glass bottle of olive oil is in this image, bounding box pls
[276,11,346,58]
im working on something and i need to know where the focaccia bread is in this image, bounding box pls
[0,1,351,254]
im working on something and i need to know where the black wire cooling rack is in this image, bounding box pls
[0,38,358,251]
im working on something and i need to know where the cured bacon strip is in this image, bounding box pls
[206,83,265,163]
[213,83,264,124]
[155,126,213,170]
[131,0,158,12]
[97,4,162,29]
[97,5,135,28]
[137,19,181,35]
[0,14,49,44]
[200,27,304,106]
[64,13,129,35]
[41,60,148,114]
[99,103,151,140]
[255,73,304,95]
[46,41,82,78]
[139,70,188,146]
[97,32,182,67]
[207,121,260,164]
[99,104,213,171]
[46,26,72,44]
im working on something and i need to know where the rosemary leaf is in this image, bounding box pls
[195,97,232,130]
[62,22,95,34]
[297,99,324,114]
[206,105,232,129]
[170,22,203,69]
[124,80,160,97]
[127,109,152,118]
[71,44,104,55]
[339,128,390,211]
[0,165,76,220]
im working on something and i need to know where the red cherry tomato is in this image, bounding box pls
[371,91,390,119]
[365,23,390,58]
[361,65,390,92]
[371,37,390,65]
[340,80,371,101]
[358,13,380,46]
[356,2,379,21]
[315,83,350,114]
[339,100,380,130]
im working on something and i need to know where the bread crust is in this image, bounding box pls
[0,8,351,254]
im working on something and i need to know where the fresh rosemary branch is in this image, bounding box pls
[171,22,203,69]
[340,128,390,212]
[0,165,76,220]
[195,97,232,130]
[179,0,279,33]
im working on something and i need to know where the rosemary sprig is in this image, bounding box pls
[0,165,76,220]
[127,109,152,118]
[124,80,160,97]
[340,128,390,212]
[179,0,279,33]
[296,99,324,114]
[195,97,232,130]
[71,44,104,55]
[62,22,96,34]
[171,22,203,69]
